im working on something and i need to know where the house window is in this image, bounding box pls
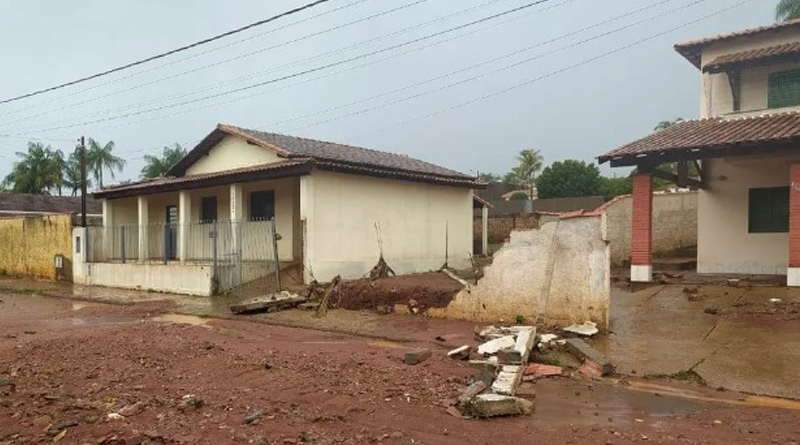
[768,70,800,109]
[201,197,217,223]
[748,187,789,233]
[250,190,275,220]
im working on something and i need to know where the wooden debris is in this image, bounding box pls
[315,276,341,318]
[229,292,305,315]
[368,257,395,280]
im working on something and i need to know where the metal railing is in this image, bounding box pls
[86,219,280,294]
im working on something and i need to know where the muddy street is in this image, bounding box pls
[1,292,799,445]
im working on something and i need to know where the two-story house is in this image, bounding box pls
[599,19,800,285]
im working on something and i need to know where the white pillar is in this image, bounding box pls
[179,190,192,262]
[138,196,149,261]
[101,199,113,259]
[481,205,489,256]
[230,183,243,255]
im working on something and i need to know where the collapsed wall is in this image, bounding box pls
[430,214,610,329]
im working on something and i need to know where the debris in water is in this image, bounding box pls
[562,321,599,337]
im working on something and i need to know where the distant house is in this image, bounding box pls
[599,19,800,285]
[75,124,482,296]
[0,193,101,218]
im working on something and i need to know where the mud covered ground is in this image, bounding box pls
[337,272,463,311]
[1,292,799,445]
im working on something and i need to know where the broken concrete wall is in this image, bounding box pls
[430,215,610,329]
[603,192,697,266]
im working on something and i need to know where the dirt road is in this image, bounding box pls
[1,292,798,444]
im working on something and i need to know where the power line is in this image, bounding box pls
[9,0,557,135]
[0,0,441,128]
[0,0,338,105]
[356,0,758,138]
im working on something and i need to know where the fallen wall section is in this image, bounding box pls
[431,214,610,329]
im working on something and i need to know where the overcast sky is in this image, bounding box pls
[0,0,774,186]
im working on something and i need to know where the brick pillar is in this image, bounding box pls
[631,173,653,282]
[788,164,800,286]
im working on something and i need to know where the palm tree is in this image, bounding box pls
[63,150,90,196]
[777,0,800,20]
[2,142,65,194]
[141,143,187,179]
[87,138,125,189]
[516,149,544,199]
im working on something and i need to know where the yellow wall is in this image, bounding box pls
[0,214,73,280]
[700,30,800,117]
[185,135,283,176]
[302,170,473,281]
[697,156,799,274]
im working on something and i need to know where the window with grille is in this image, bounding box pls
[201,196,217,223]
[748,186,789,233]
[768,70,800,109]
[249,190,275,220]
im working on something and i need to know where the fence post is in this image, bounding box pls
[121,226,126,263]
[272,219,281,292]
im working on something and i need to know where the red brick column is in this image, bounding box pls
[789,164,800,286]
[631,173,653,282]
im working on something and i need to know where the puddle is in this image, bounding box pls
[367,340,411,349]
[150,313,209,327]
[626,381,800,411]
[71,301,98,311]
[67,316,138,327]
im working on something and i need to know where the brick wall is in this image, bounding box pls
[790,164,800,268]
[473,214,540,244]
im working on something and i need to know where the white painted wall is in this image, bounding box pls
[700,30,800,117]
[302,170,473,282]
[697,156,800,274]
[185,135,283,176]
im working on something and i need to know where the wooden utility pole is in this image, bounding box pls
[79,136,87,227]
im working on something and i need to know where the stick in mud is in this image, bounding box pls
[315,275,341,318]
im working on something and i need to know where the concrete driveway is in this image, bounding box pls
[596,283,800,399]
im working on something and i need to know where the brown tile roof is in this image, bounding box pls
[0,193,101,215]
[168,124,472,180]
[704,41,800,73]
[675,18,800,68]
[598,111,800,165]
[95,159,314,199]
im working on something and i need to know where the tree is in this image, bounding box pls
[502,168,526,188]
[600,176,633,201]
[654,118,684,131]
[509,191,530,200]
[516,148,543,198]
[777,0,800,20]
[87,138,125,189]
[141,143,187,179]
[63,150,90,196]
[536,159,603,199]
[2,142,65,194]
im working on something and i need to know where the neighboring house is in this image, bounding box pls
[599,19,800,284]
[74,124,480,296]
[0,193,101,218]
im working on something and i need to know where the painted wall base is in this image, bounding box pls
[630,264,653,282]
[788,267,800,287]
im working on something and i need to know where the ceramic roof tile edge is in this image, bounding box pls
[674,18,800,68]
[703,41,800,73]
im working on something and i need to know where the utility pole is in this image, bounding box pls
[79,136,87,228]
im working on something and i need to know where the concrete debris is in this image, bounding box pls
[537,333,559,351]
[562,321,599,337]
[769,298,783,303]
[469,356,498,367]
[447,345,471,360]
[475,325,533,341]
[477,335,515,355]
[404,348,432,365]
[564,338,614,376]
[457,381,488,407]
[229,292,305,315]
[491,365,523,396]
[577,360,603,378]
[462,394,534,418]
[524,363,563,377]
[107,412,124,420]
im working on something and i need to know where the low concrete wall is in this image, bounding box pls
[432,215,610,329]
[602,192,697,266]
[0,214,73,280]
[473,214,540,244]
[77,262,213,296]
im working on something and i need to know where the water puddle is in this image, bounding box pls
[367,340,411,349]
[625,380,800,411]
[150,313,209,327]
[68,316,137,327]
[71,301,98,311]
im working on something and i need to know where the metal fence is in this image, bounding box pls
[86,219,280,294]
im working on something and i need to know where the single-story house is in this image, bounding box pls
[73,124,483,295]
[599,19,800,285]
[0,193,101,218]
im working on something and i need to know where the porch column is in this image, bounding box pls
[179,190,192,263]
[102,199,114,259]
[138,196,149,261]
[481,205,489,256]
[631,173,653,282]
[789,164,800,286]
[230,183,243,254]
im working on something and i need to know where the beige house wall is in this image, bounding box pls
[604,192,698,266]
[700,31,800,118]
[185,135,283,176]
[301,170,473,282]
[697,156,800,274]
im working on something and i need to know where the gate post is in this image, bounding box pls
[272,219,281,292]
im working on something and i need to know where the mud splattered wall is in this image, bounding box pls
[0,215,73,280]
